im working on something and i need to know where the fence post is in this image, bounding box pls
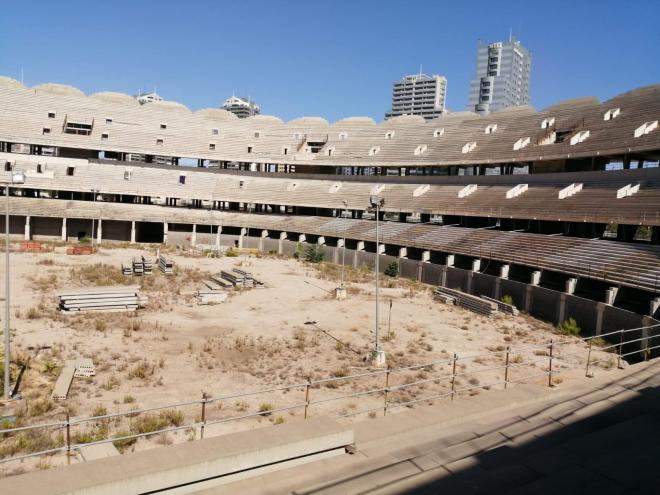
[304,377,311,419]
[585,338,593,377]
[200,392,207,440]
[617,330,624,369]
[450,353,458,400]
[548,340,554,387]
[66,410,71,465]
[504,346,511,389]
[383,368,391,417]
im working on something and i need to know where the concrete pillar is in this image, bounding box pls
[356,241,364,251]
[524,285,533,313]
[595,303,605,335]
[191,224,197,248]
[398,247,407,259]
[530,270,541,286]
[466,271,474,294]
[61,217,67,242]
[259,230,268,251]
[439,266,448,287]
[353,250,359,268]
[471,259,481,272]
[24,215,30,241]
[650,297,660,317]
[317,236,325,245]
[605,287,618,305]
[556,293,567,325]
[565,277,577,295]
[500,264,510,279]
[377,243,385,255]
[421,250,430,263]
[298,233,306,243]
[215,226,222,249]
[278,232,287,255]
[96,219,102,245]
[336,239,345,248]
[446,254,454,267]
[130,221,136,244]
[238,227,247,249]
[493,277,501,300]
[163,222,169,244]
[417,262,423,282]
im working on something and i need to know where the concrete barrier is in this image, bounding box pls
[2,417,354,495]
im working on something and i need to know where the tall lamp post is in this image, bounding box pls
[4,170,25,401]
[340,200,348,288]
[90,188,99,249]
[369,195,386,367]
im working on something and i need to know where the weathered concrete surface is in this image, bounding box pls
[0,417,353,495]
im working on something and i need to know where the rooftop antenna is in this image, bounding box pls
[509,28,512,42]
[419,64,423,76]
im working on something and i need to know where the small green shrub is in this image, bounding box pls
[258,403,274,416]
[501,294,513,306]
[304,245,325,263]
[384,261,399,278]
[557,318,581,336]
[225,248,238,257]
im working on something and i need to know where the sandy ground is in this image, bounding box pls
[0,244,618,476]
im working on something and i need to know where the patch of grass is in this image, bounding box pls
[258,403,274,416]
[501,294,514,306]
[69,263,130,287]
[557,318,581,337]
[123,395,136,404]
[130,409,185,435]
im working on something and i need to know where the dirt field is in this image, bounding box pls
[0,244,618,476]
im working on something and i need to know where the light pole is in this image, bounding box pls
[340,200,348,288]
[369,195,386,366]
[4,170,25,401]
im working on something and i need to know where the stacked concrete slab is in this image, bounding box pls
[51,358,96,400]
[481,295,519,316]
[158,254,173,274]
[56,285,142,312]
[435,287,498,316]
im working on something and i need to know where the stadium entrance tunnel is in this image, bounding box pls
[135,221,164,243]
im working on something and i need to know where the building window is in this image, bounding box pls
[156,138,164,145]
[604,108,621,121]
[338,132,348,141]
[101,133,109,142]
[634,120,658,137]
[283,147,288,155]
[369,146,380,156]
[433,128,445,138]
[105,118,113,126]
[254,131,261,138]
[541,117,555,129]
[160,123,167,130]
[4,162,11,172]
[48,112,55,119]
[485,124,497,134]
[247,146,253,153]
[239,180,244,188]
[37,163,43,174]
[124,169,132,181]
[385,131,395,140]
[179,174,186,185]
[209,143,216,150]
[66,166,75,176]
[212,128,219,136]
[462,142,477,154]
[64,120,93,135]
[42,127,51,135]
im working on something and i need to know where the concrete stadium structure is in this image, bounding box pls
[0,76,659,332]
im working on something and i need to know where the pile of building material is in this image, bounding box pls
[51,359,96,400]
[219,268,264,289]
[19,241,51,253]
[159,254,174,275]
[56,285,143,313]
[66,245,96,255]
[481,295,519,316]
[195,279,229,304]
[434,287,498,317]
[132,256,153,276]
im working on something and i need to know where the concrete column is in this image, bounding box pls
[190,224,197,248]
[421,250,430,263]
[259,230,268,251]
[377,243,385,255]
[215,226,222,250]
[493,277,501,300]
[96,219,102,245]
[500,264,510,279]
[530,271,541,286]
[298,233,306,243]
[356,241,364,251]
[650,297,660,317]
[440,265,448,287]
[163,222,169,244]
[565,277,577,295]
[398,247,407,259]
[466,271,474,294]
[336,239,345,248]
[446,254,454,267]
[605,287,618,305]
[353,250,359,268]
[595,303,605,335]
[556,293,567,325]
[278,232,287,255]
[524,285,533,313]
[317,236,325,245]
[24,215,30,241]
[130,221,136,244]
[471,259,481,272]
[61,217,67,242]
[238,227,247,249]
[417,262,423,282]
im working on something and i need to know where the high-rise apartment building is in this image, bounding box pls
[222,95,260,119]
[467,37,531,114]
[385,74,447,120]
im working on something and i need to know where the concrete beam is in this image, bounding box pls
[500,264,510,279]
[421,250,430,263]
[298,233,306,243]
[650,297,660,317]
[377,243,385,255]
[191,224,197,248]
[336,238,344,248]
[471,259,481,272]
[163,222,168,244]
[605,287,618,305]
[530,271,541,286]
[398,247,407,259]
[261,230,269,238]
[279,232,287,240]
[96,219,102,245]
[356,241,365,251]
[446,254,454,267]
[317,236,325,245]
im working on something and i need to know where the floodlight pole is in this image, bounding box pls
[375,200,380,354]
[4,183,9,400]
[341,201,348,288]
[90,188,98,249]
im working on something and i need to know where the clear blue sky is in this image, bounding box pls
[1,0,658,122]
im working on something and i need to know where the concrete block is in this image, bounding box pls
[500,264,510,279]
[565,277,577,294]
[399,247,407,258]
[472,259,481,272]
[356,241,365,251]
[421,250,430,263]
[446,254,454,267]
[531,271,541,286]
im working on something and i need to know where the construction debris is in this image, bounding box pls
[66,245,97,255]
[434,287,498,317]
[481,295,519,316]
[122,256,153,276]
[159,254,174,275]
[51,359,96,400]
[218,268,264,289]
[19,241,51,253]
[56,285,144,313]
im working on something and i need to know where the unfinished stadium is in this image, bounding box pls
[0,75,659,494]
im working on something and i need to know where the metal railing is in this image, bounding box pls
[0,323,658,466]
